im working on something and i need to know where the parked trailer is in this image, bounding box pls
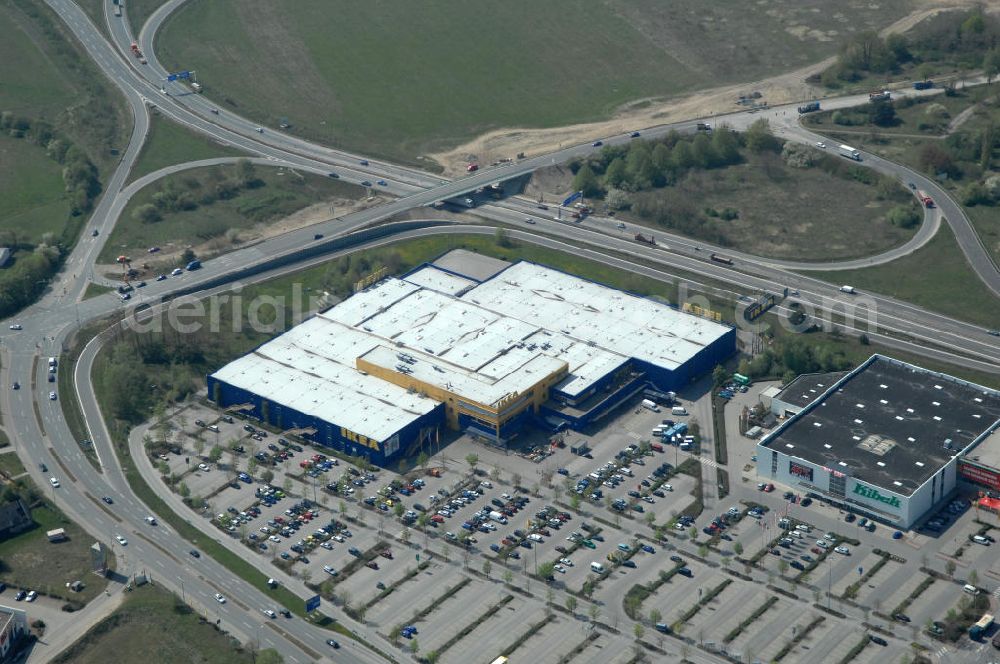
[797,101,821,114]
[916,190,935,208]
[710,253,733,266]
[838,144,861,161]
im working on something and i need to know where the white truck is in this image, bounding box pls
[838,144,861,161]
[488,511,507,524]
[839,285,856,294]
[641,399,660,412]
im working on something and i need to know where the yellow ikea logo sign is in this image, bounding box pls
[341,427,380,451]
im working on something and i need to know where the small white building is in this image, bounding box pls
[0,605,28,661]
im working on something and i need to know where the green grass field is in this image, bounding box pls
[807,224,1000,329]
[0,499,110,604]
[0,135,72,243]
[157,0,911,164]
[52,584,262,664]
[127,113,247,184]
[0,452,26,478]
[126,0,169,35]
[101,163,363,263]
[617,154,916,261]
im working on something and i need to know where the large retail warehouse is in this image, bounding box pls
[208,253,735,466]
[756,355,1000,528]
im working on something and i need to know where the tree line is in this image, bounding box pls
[818,8,1000,86]
[133,159,264,224]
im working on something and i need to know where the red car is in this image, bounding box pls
[431,515,444,523]
[763,483,775,492]
[467,163,479,172]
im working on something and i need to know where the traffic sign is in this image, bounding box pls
[305,594,321,613]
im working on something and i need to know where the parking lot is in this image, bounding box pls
[133,377,1000,664]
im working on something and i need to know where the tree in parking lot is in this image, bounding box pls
[193,438,205,458]
[589,603,600,623]
[946,559,956,577]
[645,512,656,528]
[208,445,223,464]
[733,542,743,557]
[566,596,578,614]
[582,576,596,598]
[503,569,513,585]
[633,623,644,640]
[157,461,169,475]
[465,454,479,474]
[393,502,404,518]
[688,527,697,540]
[417,452,429,470]
[779,559,789,576]
[570,494,581,510]
[283,478,292,493]
[969,569,979,586]
[538,561,556,580]
[179,482,191,499]
[712,364,728,388]
[260,469,274,484]
[649,608,662,626]
[491,466,501,482]
[483,560,492,579]
[512,473,522,489]
[389,624,403,645]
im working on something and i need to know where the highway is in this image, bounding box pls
[0,1,997,662]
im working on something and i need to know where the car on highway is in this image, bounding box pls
[11,382,18,390]
[524,217,536,224]
[49,477,60,487]
[156,274,167,281]
[630,131,641,137]
[377,180,387,186]
[989,329,1000,337]
[326,639,340,649]
[361,180,372,187]
[592,140,603,147]
[102,496,113,504]
[189,549,201,558]
[815,141,826,148]
[255,127,264,133]
[327,172,339,178]
[171,268,183,276]
[8,324,22,330]
[49,392,57,400]
[262,608,276,619]
[215,593,226,603]
[115,534,127,545]
[313,233,324,240]
[359,159,369,166]
[147,247,160,253]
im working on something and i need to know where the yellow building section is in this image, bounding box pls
[356,356,568,436]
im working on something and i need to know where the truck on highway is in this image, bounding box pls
[797,101,821,114]
[696,122,711,131]
[839,285,856,294]
[869,89,891,102]
[129,42,147,65]
[710,253,734,265]
[916,190,935,208]
[634,233,656,245]
[190,82,202,93]
[838,144,861,161]
[114,4,121,16]
[444,196,476,209]
[913,80,934,90]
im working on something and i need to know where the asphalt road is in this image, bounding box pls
[2,2,998,662]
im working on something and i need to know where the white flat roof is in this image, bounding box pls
[211,316,437,442]
[214,260,729,440]
[402,265,478,296]
[461,262,730,370]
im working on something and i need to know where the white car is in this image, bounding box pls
[171,267,183,276]
[262,608,276,619]
[269,535,282,543]
[256,127,264,133]
[25,591,37,602]
[116,534,128,546]
[559,558,574,567]
[49,392,57,401]
[333,534,345,542]
[554,564,566,573]
[320,541,334,550]
[323,565,337,575]
[816,141,827,149]
[49,477,60,488]
[816,539,831,549]
[215,593,226,604]
[834,545,851,555]
[198,463,210,471]
[8,324,21,330]
[524,217,536,224]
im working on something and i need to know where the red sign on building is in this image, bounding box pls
[959,460,1000,491]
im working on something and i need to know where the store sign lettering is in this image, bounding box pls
[852,483,901,509]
